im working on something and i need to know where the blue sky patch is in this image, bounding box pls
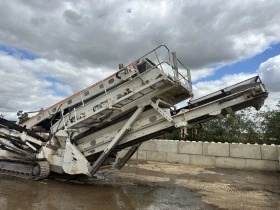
[45,76,61,84]
[0,44,38,60]
[45,76,69,97]
[202,43,280,82]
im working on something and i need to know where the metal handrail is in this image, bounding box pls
[118,45,192,90]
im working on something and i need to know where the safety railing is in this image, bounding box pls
[118,45,192,92]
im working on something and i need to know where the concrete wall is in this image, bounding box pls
[118,140,280,171]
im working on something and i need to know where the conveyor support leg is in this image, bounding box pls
[115,143,141,170]
[88,105,145,176]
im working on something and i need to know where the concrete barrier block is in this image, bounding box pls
[261,145,278,160]
[278,146,280,161]
[137,151,147,161]
[167,153,190,164]
[230,144,261,159]
[140,140,178,153]
[203,142,229,157]
[146,151,167,162]
[278,146,280,168]
[189,155,215,167]
[178,141,203,155]
[245,159,280,171]
[154,140,178,153]
[216,157,245,169]
[139,141,156,151]
[130,152,137,160]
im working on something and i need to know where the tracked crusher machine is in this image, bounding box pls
[0,45,268,180]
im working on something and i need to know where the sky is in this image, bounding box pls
[0,0,279,120]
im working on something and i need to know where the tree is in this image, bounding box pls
[159,108,262,143]
[0,113,4,118]
[160,105,280,145]
[17,111,30,124]
[261,101,280,144]
[160,129,182,140]
[189,108,263,144]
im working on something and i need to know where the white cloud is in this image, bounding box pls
[263,92,280,110]
[257,55,280,109]
[257,55,280,92]
[193,73,257,98]
[1,0,280,119]
[0,0,280,69]
[191,67,216,82]
[0,53,114,120]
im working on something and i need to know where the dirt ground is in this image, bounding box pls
[109,161,280,210]
[1,161,279,209]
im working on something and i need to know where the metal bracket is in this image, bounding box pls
[180,126,188,138]
[62,132,89,175]
[150,100,175,125]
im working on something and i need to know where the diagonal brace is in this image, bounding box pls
[89,105,145,176]
[115,143,141,170]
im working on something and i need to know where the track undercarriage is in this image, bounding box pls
[0,158,49,180]
[0,118,50,179]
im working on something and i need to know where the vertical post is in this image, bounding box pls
[80,94,85,106]
[186,67,192,93]
[172,52,179,81]
[102,79,111,109]
[60,107,66,129]
[154,51,163,72]
[74,108,77,122]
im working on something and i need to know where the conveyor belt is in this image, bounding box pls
[176,76,264,112]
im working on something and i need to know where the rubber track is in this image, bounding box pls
[0,159,50,180]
